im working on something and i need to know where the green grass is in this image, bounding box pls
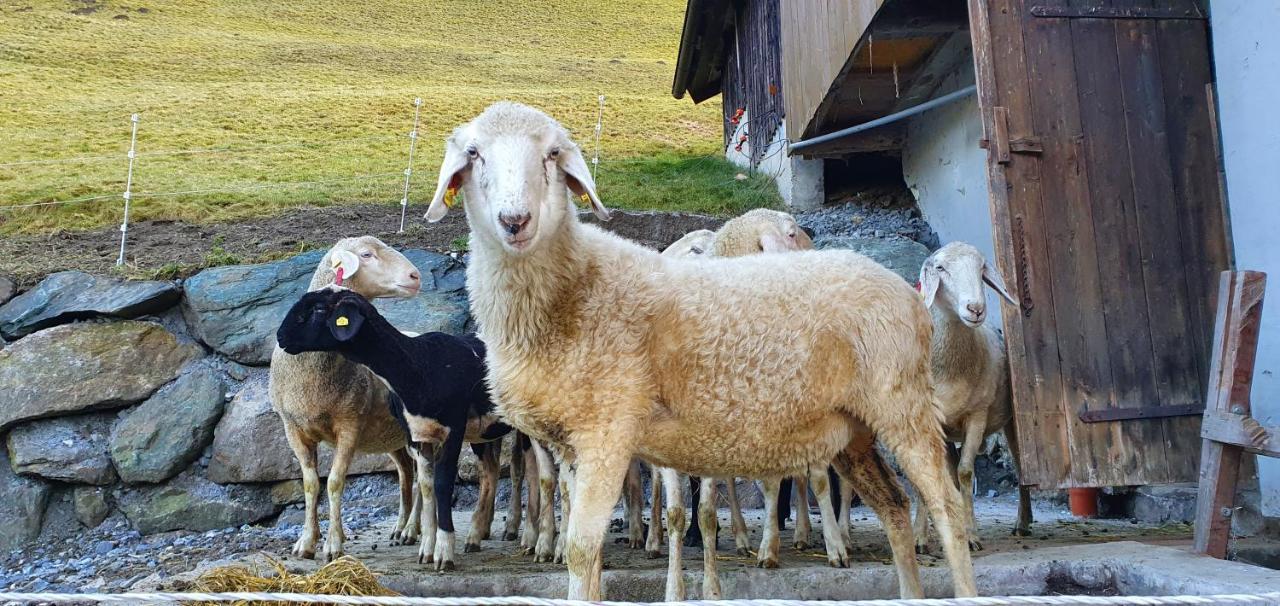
[0,0,778,234]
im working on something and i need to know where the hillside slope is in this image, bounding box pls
[0,1,777,234]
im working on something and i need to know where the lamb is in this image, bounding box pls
[276,286,513,571]
[913,241,1031,552]
[267,237,423,561]
[423,101,976,600]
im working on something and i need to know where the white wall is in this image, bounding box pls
[901,70,1003,324]
[1210,0,1280,516]
[725,114,823,210]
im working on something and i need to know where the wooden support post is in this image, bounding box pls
[1193,270,1267,558]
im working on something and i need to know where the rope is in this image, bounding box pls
[0,193,119,211]
[0,593,1276,606]
[0,135,403,168]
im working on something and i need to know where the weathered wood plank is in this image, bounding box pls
[778,0,884,139]
[1194,271,1267,558]
[1201,409,1280,459]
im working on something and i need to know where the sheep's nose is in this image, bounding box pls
[500,211,530,236]
[966,302,985,318]
[408,271,421,283]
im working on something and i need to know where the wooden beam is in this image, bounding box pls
[1193,270,1267,558]
[792,124,906,158]
[1201,409,1280,458]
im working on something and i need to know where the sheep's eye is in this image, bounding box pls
[359,251,373,259]
[936,265,947,273]
[548,148,561,160]
[466,145,479,159]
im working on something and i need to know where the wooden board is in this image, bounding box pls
[968,0,1229,488]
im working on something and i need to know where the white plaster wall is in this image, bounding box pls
[901,71,1003,325]
[725,114,822,210]
[1210,0,1280,516]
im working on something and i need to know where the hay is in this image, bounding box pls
[191,555,398,606]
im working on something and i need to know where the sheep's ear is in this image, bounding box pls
[561,144,611,221]
[425,140,469,223]
[795,226,814,250]
[920,263,941,309]
[983,262,1019,308]
[328,300,366,342]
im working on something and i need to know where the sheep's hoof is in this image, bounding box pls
[794,540,811,551]
[503,531,520,541]
[756,558,779,569]
[418,551,434,565]
[645,549,661,560]
[436,560,456,572]
[968,539,984,552]
[464,542,482,553]
[736,547,752,557]
[291,546,316,560]
[829,554,850,568]
[517,546,535,556]
[628,538,644,549]
[325,549,344,563]
[915,543,930,555]
[534,552,554,564]
[1011,527,1032,538]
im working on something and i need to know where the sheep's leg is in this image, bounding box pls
[956,412,988,551]
[531,441,558,562]
[565,443,634,601]
[429,432,466,571]
[911,484,930,554]
[659,467,687,601]
[697,476,722,598]
[833,448,923,599]
[520,439,541,553]
[645,463,664,558]
[809,465,849,567]
[504,434,525,541]
[883,410,977,597]
[793,474,812,550]
[756,478,782,568]
[322,431,358,562]
[837,468,855,543]
[554,457,575,564]
[388,448,419,545]
[624,460,645,549]
[412,444,438,566]
[282,425,320,560]
[466,441,501,552]
[725,479,751,555]
[1004,423,1033,537]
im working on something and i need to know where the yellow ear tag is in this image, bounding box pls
[444,187,459,209]
[335,316,349,327]
[578,192,591,206]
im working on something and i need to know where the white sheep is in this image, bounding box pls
[424,102,975,600]
[913,241,1030,552]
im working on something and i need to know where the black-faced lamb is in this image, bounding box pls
[276,286,511,571]
[423,101,975,600]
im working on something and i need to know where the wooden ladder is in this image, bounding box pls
[1193,270,1278,557]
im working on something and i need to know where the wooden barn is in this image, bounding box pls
[673,0,1280,554]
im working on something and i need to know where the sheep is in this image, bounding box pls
[267,237,423,561]
[913,242,1031,552]
[276,286,514,571]
[423,101,975,600]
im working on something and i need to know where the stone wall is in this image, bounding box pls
[0,249,470,550]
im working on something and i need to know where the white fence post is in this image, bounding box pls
[592,94,605,181]
[399,97,423,233]
[116,113,140,267]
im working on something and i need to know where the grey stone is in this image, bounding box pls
[181,249,468,365]
[110,367,227,483]
[0,276,14,307]
[0,449,52,550]
[813,236,931,283]
[74,486,111,528]
[205,374,395,483]
[0,321,201,430]
[0,271,180,340]
[115,471,280,534]
[6,412,118,485]
[93,540,115,555]
[1132,484,1197,524]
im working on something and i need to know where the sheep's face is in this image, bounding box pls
[757,211,812,253]
[919,242,1017,327]
[323,236,421,298]
[661,229,716,258]
[424,102,610,255]
[277,287,370,355]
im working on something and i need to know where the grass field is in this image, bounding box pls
[0,0,779,234]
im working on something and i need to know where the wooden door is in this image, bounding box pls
[967,0,1231,488]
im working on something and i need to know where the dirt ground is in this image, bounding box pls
[0,204,725,287]
[168,496,1193,591]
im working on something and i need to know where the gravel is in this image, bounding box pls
[796,186,940,250]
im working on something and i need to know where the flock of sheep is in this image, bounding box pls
[267,102,1028,601]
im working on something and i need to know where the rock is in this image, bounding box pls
[0,272,180,340]
[270,480,304,506]
[0,276,14,307]
[74,486,111,528]
[94,540,115,555]
[813,236,931,283]
[7,412,118,484]
[206,374,395,483]
[115,471,280,534]
[1132,484,1197,524]
[182,249,469,365]
[110,367,227,483]
[0,449,52,550]
[0,321,201,430]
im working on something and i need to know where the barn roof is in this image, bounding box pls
[670,0,735,103]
